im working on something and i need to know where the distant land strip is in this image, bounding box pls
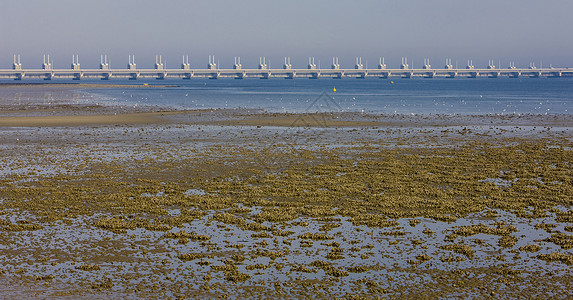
[0,83,179,88]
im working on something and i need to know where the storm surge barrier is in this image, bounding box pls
[2,55,571,80]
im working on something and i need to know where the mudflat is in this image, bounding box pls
[0,102,572,298]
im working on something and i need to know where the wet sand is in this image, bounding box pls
[0,111,189,127]
[1,105,572,128]
[0,102,572,298]
[0,82,178,89]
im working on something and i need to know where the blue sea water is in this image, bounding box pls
[14,77,573,115]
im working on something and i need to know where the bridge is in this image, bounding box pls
[1,55,571,80]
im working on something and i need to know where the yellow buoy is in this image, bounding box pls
[333,87,336,92]
[143,83,148,86]
[390,81,394,84]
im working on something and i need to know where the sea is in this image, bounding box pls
[5,77,573,115]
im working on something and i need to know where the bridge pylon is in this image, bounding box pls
[181,55,190,70]
[466,60,474,70]
[128,55,137,70]
[13,55,22,70]
[283,57,292,70]
[233,57,242,70]
[400,57,408,70]
[99,55,110,70]
[308,57,317,70]
[378,57,387,70]
[444,58,453,70]
[332,57,340,70]
[423,58,431,70]
[258,57,268,70]
[155,55,164,70]
[42,55,53,70]
[71,55,80,70]
[487,60,496,69]
[208,55,217,70]
[355,57,364,70]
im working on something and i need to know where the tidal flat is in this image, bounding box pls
[0,101,572,298]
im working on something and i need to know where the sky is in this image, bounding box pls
[1,0,572,69]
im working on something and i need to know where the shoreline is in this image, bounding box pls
[0,82,178,88]
[0,110,189,127]
[1,107,572,128]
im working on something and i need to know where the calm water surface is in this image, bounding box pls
[6,78,573,115]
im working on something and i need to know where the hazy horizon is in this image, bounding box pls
[1,0,572,69]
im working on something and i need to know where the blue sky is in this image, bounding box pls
[1,0,572,69]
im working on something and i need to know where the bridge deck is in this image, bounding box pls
[0,68,570,80]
